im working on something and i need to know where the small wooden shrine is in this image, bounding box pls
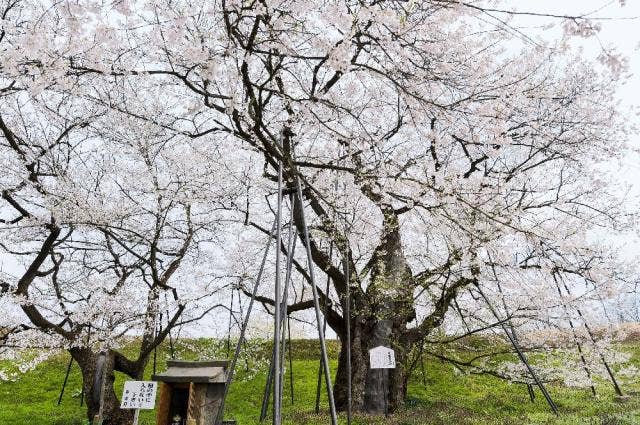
[152,360,230,425]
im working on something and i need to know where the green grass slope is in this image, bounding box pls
[1,339,639,425]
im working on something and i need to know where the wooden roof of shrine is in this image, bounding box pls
[152,360,228,384]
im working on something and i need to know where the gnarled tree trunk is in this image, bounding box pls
[334,211,417,414]
[71,348,142,425]
[334,319,413,414]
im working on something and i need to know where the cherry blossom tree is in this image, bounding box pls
[0,66,244,421]
[1,0,638,418]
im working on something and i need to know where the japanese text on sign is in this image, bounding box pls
[120,381,157,409]
[369,346,396,369]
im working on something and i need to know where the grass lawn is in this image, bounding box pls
[1,339,639,424]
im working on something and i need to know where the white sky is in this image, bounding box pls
[516,0,640,191]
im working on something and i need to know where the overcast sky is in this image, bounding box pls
[517,1,640,193]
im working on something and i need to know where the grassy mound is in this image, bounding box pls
[1,339,639,424]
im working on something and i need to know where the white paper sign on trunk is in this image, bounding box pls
[369,346,396,369]
[120,381,157,409]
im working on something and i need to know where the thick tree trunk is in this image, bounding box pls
[334,319,411,414]
[71,349,138,425]
[334,210,415,414]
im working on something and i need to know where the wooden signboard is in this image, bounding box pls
[120,381,157,425]
[369,346,396,369]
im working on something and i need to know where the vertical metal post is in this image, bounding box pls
[343,248,352,425]
[237,291,250,374]
[287,316,295,405]
[295,178,338,425]
[216,219,278,425]
[273,155,284,425]
[278,215,296,412]
[261,213,297,422]
[278,311,288,412]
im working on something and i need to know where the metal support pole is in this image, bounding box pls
[260,312,292,423]
[561,278,623,396]
[315,244,332,414]
[260,350,276,422]
[259,310,291,421]
[260,309,293,422]
[153,312,161,376]
[80,326,92,407]
[278,216,296,412]
[343,248,352,425]
[57,355,73,405]
[278,312,288,412]
[261,215,297,422]
[216,218,278,425]
[287,316,295,405]
[475,285,558,414]
[295,178,338,425]
[236,290,250,373]
[494,278,538,403]
[314,358,323,413]
[273,154,284,425]
[527,384,536,402]
[227,289,235,358]
[551,274,596,396]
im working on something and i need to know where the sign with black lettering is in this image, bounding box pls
[120,381,157,409]
[369,346,396,369]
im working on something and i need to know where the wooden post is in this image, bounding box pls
[156,382,172,425]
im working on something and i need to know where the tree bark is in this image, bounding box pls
[333,211,415,414]
[334,318,411,414]
[72,349,140,425]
